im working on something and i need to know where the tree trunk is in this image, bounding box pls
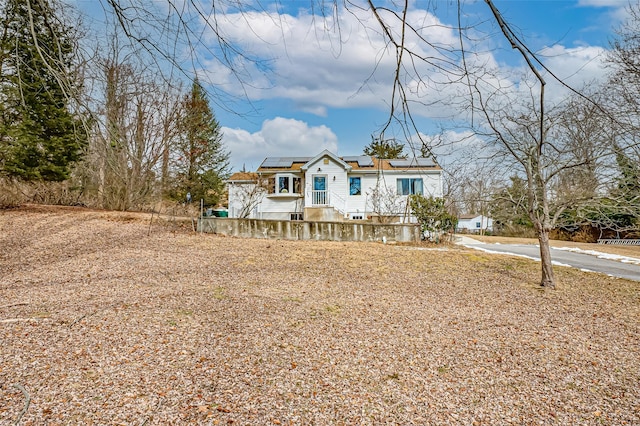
[161,133,169,195]
[537,226,556,289]
[97,135,106,208]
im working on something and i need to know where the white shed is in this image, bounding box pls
[457,214,493,234]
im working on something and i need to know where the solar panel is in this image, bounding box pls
[389,158,436,168]
[260,158,289,168]
[260,157,310,168]
[342,155,374,167]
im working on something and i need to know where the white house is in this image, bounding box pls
[227,150,443,222]
[457,214,494,234]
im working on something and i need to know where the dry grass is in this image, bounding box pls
[1,205,639,425]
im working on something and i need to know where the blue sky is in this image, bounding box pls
[74,0,630,172]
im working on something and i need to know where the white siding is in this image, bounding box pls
[228,182,265,219]
[343,173,373,216]
[457,215,493,232]
[303,157,349,213]
[229,152,444,222]
[342,170,443,221]
[259,196,304,217]
[228,180,303,219]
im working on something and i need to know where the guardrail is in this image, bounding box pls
[597,239,640,245]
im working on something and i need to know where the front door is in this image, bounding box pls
[312,175,327,205]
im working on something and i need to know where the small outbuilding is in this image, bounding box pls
[457,214,493,234]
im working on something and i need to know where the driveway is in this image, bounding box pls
[457,236,640,282]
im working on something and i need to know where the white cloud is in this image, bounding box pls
[578,0,629,30]
[538,44,608,98]
[200,4,461,116]
[204,4,612,121]
[456,44,609,110]
[577,0,627,7]
[223,117,338,171]
[612,4,633,21]
[196,1,615,134]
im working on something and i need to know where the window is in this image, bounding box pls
[476,222,481,228]
[349,177,361,195]
[279,176,289,193]
[271,174,302,194]
[313,175,326,191]
[291,213,303,221]
[397,178,423,195]
[351,215,363,220]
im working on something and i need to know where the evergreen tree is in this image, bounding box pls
[363,135,406,159]
[409,195,457,241]
[0,0,86,181]
[606,147,640,231]
[489,176,534,235]
[614,148,640,198]
[174,79,230,205]
[566,148,640,236]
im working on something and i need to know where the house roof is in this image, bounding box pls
[389,158,437,167]
[300,149,352,172]
[227,172,259,182]
[351,157,440,171]
[255,150,441,173]
[458,214,490,220]
[342,155,374,167]
[259,157,311,168]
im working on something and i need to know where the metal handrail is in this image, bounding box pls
[329,190,347,215]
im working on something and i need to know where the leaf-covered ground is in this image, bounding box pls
[1,205,639,425]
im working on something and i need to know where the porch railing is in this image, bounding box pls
[312,190,328,205]
[329,190,347,215]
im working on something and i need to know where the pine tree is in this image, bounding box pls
[363,135,406,159]
[0,0,86,181]
[489,176,534,235]
[174,79,230,205]
[607,147,640,231]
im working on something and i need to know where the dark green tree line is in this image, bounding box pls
[0,0,86,181]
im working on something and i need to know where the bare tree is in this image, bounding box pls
[470,76,618,287]
[50,0,616,287]
[228,174,268,218]
[550,93,617,226]
[80,36,183,210]
[489,175,535,237]
[366,179,405,223]
[608,1,640,125]
[446,161,504,227]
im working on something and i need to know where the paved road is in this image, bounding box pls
[458,238,640,282]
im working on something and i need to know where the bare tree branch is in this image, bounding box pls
[13,383,30,426]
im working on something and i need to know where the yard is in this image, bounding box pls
[1,205,639,424]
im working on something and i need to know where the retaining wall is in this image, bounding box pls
[199,217,421,243]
